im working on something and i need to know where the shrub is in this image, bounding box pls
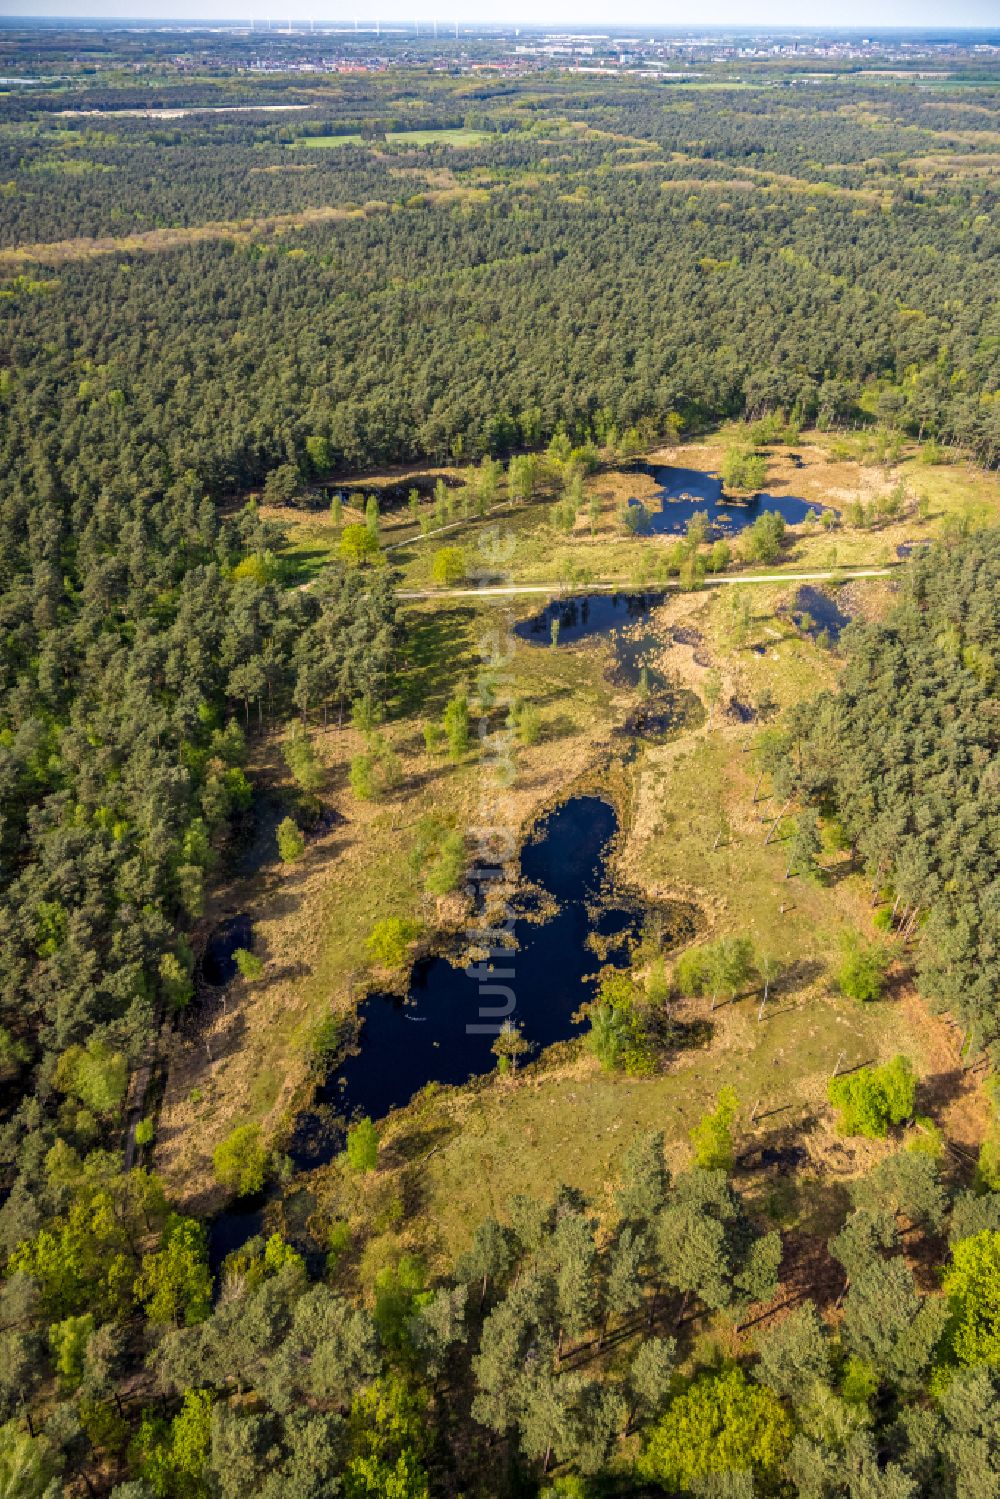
[828,1056,916,1138]
[366,916,422,969]
[690,1086,739,1171]
[234,948,264,981]
[346,1117,378,1174]
[836,931,891,1002]
[431,546,467,585]
[213,1124,268,1197]
[276,816,305,863]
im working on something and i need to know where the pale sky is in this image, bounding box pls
[2,0,999,27]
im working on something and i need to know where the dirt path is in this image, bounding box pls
[398,567,894,601]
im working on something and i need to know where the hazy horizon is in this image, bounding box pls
[1,4,998,31]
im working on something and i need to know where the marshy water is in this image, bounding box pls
[790,585,851,643]
[630,462,832,535]
[512,591,664,647]
[210,795,697,1265]
[201,913,254,987]
[289,795,696,1170]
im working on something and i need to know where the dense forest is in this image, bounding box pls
[1,27,1000,1497]
[780,534,1000,1057]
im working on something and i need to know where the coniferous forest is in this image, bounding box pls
[1,21,1000,1499]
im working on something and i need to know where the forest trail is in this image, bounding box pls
[397,567,894,600]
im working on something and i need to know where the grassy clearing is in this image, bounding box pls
[270,428,1000,594]
[161,466,992,1229]
[296,581,982,1280]
[156,599,628,1210]
[299,127,492,149]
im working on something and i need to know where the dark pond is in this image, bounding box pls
[617,689,705,743]
[513,592,673,692]
[611,630,669,691]
[790,585,851,643]
[513,591,665,647]
[632,463,832,537]
[208,1196,265,1276]
[202,913,253,987]
[289,795,696,1171]
[897,541,931,560]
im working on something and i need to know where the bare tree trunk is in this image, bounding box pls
[765,800,791,845]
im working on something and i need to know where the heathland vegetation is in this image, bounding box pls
[1,28,1000,1498]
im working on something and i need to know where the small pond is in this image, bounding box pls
[897,541,931,560]
[631,463,832,536]
[790,585,851,643]
[513,591,665,647]
[513,591,673,692]
[202,913,253,987]
[617,689,705,744]
[288,795,697,1171]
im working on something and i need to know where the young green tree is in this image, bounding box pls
[722,448,767,494]
[134,1214,212,1327]
[689,1087,740,1172]
[54,1041,128,1118]
[349,753,379,802]
[755,950,780,1023]
[584,971,656,1077]
[346,1117,379,1174]
[785,810,822,880]
[283,723,324,800]
[339,523,381,568]
[491,1020,531,1075]
[703,669,722,728]
[836,932,892,1003]
[704,935,755,1010]
[276,816,305,863]
[742,511,786,565]
[424,830,466,897]
[509,700,542,746]
[234,948,264,982]
[213,1124,268,1197]
[627,1337,677,1428]
[366,917,421,969]
[442,694,471,760]
[48,1312,94,1389]
[638,1366,791,1492]
[943,1231,1000,1368]
[431,547,467,586]
[828,1056,916,1138]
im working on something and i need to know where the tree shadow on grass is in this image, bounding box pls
[916,1065,970,1118]
[394,605,482,717]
